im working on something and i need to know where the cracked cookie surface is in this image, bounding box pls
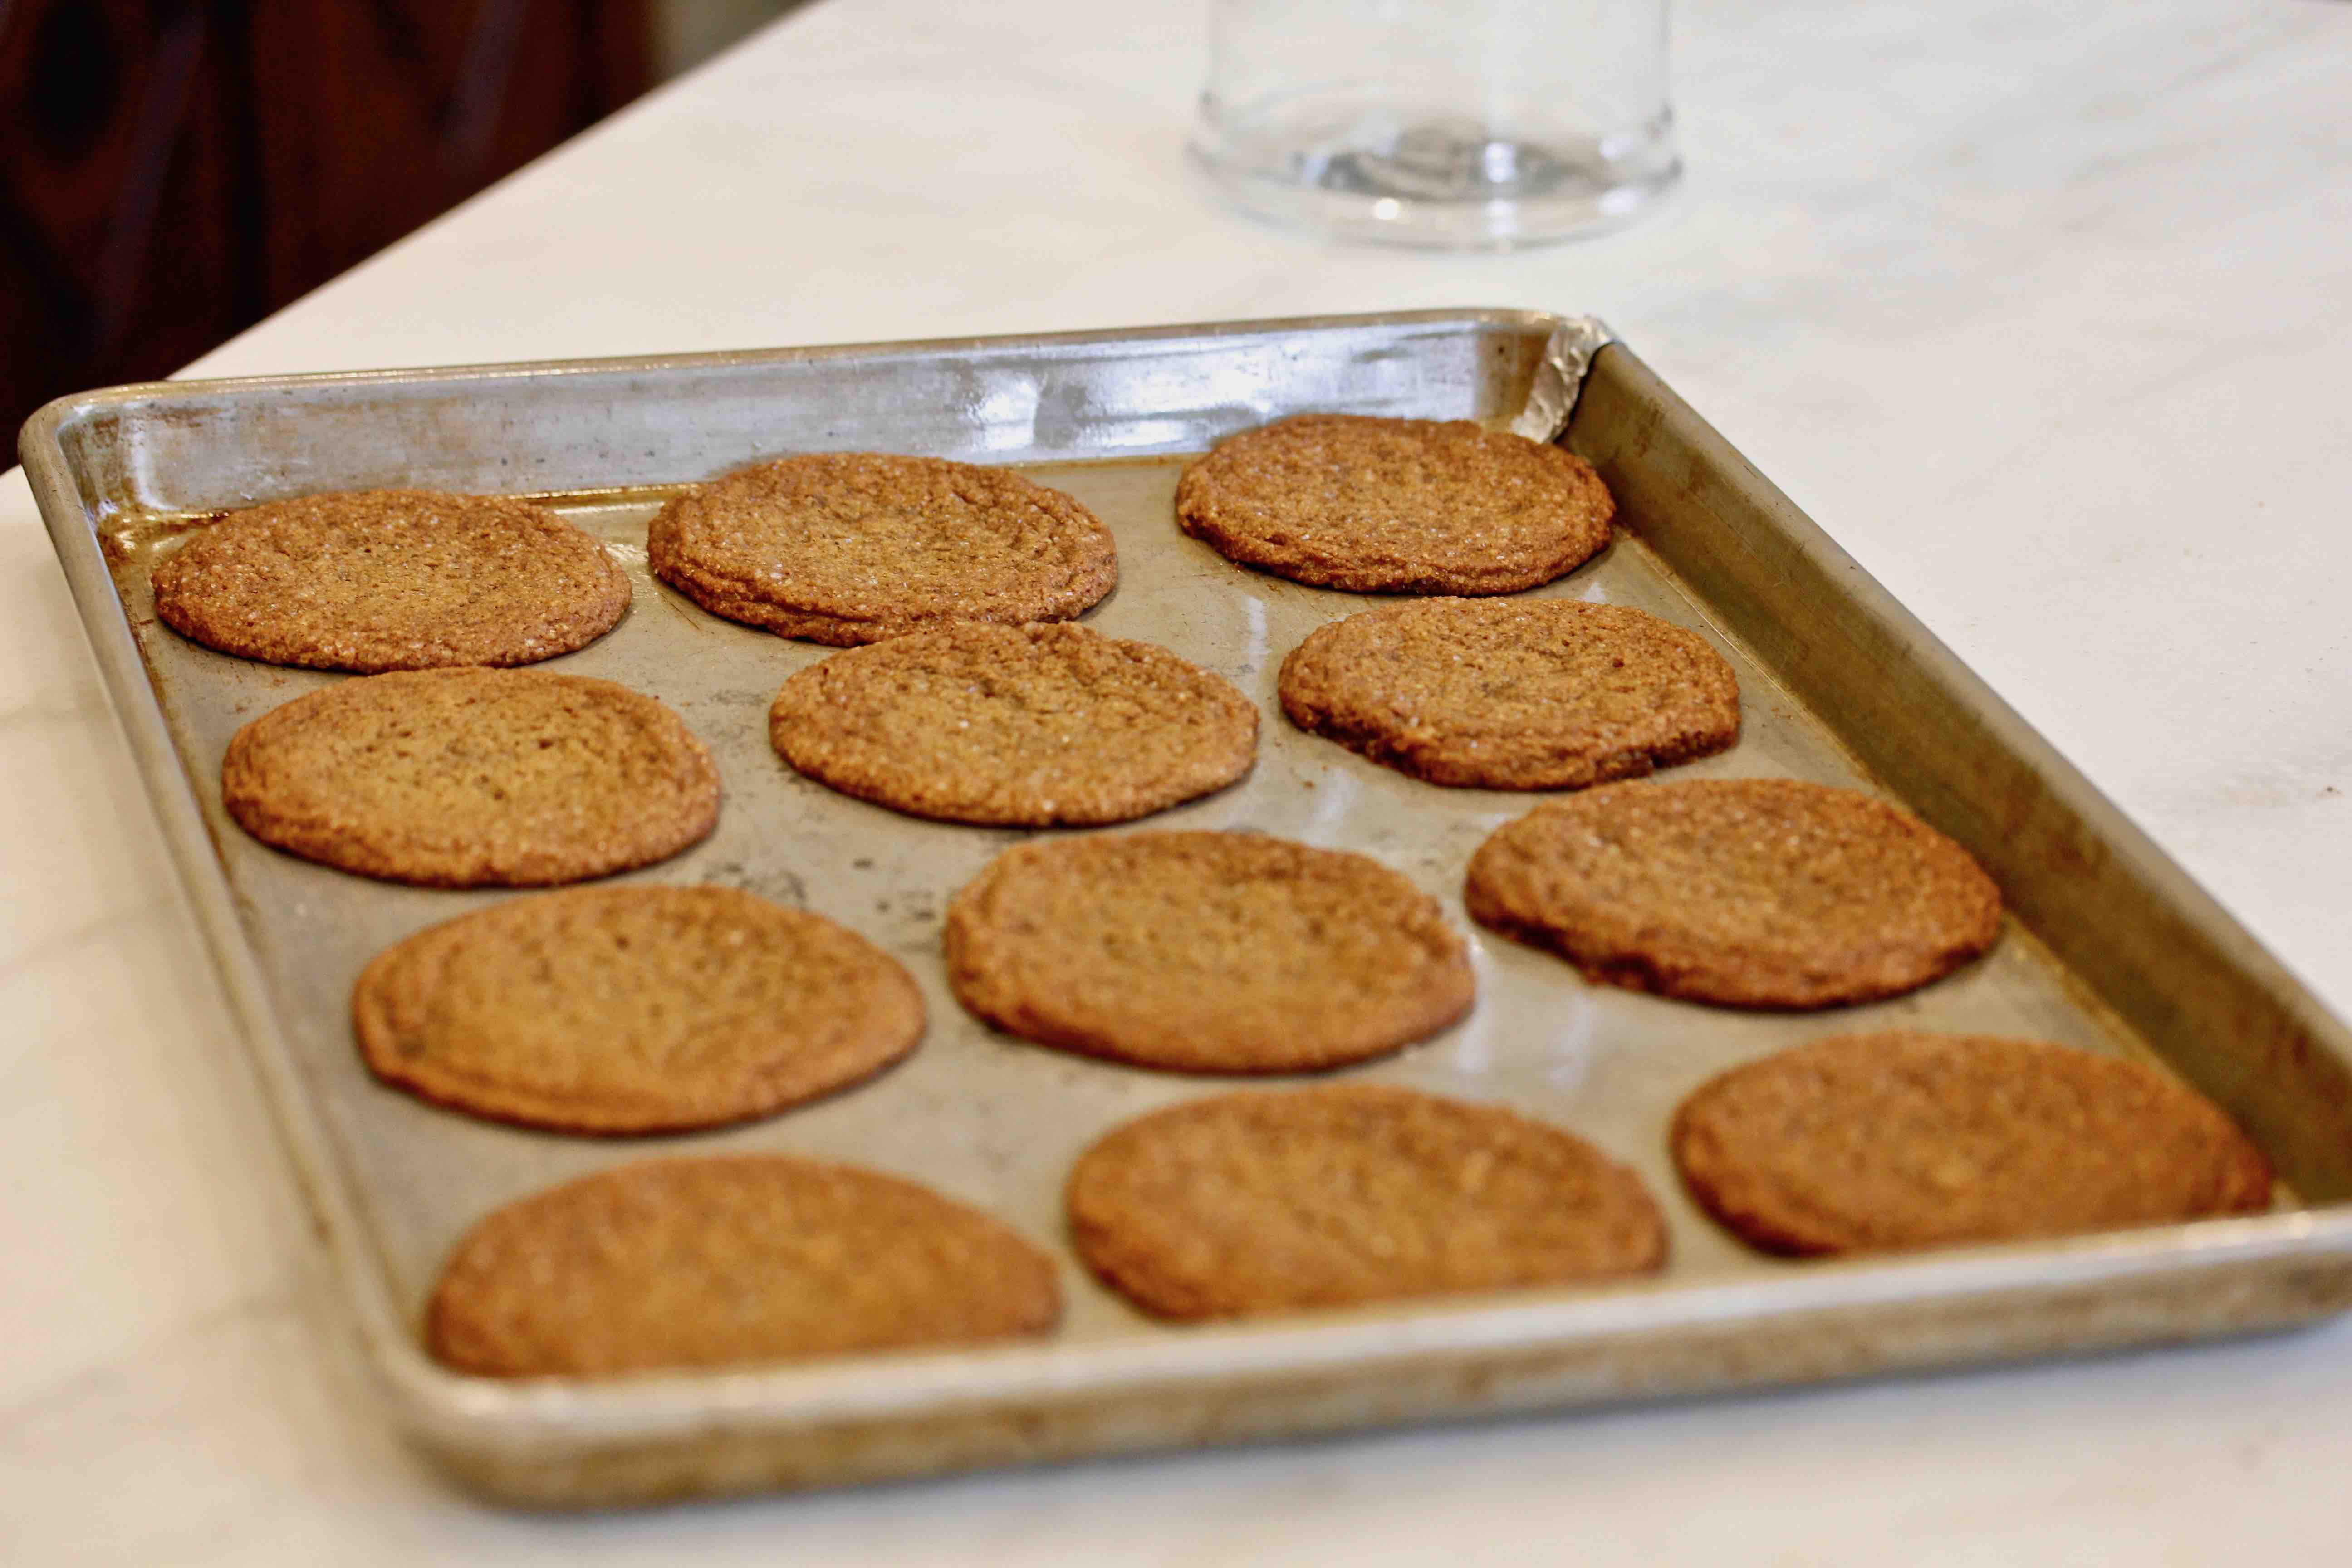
[1279,597,1739,789]
[649,452,1116,644]
[1466,778,2001,1009]
[222,668,720,887]
[946,831,1475,1073]
[153,489,628,671]
[1068,1084,1666,1320]
[428,1156,1061,1377]
[770,622,1257,825]
[354,885,922,1133]
[1176,414,1612,594]
[1672,1032,2273,1256]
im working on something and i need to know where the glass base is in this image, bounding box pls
[1191,115,1680,250]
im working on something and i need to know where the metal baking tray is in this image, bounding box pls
[24,309,2352,1507]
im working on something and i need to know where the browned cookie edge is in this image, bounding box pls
[426,1156,1062,1377]
[1463,786,2004,1009]
[220,671,722,888]
[1174,416,1615,596]
[351,889,925,1135]
[1066,1085,1668,1320]
[1669,1033,2275,1257]
[152,491,631,672]
[1276,603,1742,790]
[944,837,1476,1073]
[647,458,1119,644]
[768,626,1260,827]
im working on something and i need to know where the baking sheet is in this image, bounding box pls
[102,455,2176,1322]
[25,311,2352,1505]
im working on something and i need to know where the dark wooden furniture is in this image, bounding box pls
[3,1,650,436]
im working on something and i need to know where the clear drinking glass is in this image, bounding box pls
[1191,0,1679,249]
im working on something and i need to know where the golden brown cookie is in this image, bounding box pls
[1465,778,2001,1008]
[946,832,1475,1073]
[1672,1032,2274,1257]
[222,668,720,887]
[1068,1084,1667,1320]
[1279,598,1740,789]
[353,885,923,1134]
[648,452,1117,645]
[1175,414,1613,594]
[152,489,628,672]
[427,1156,1061,1377]
[769,622,1259,826]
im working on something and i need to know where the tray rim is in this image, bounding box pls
[22,309,2352,1493]
[15,304,1583,450]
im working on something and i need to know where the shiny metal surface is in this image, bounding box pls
[22,311,2352,1507]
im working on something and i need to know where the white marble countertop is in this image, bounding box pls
[6,0,2350,1558]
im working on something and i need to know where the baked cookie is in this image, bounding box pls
[1068,1084,1667,1320]
[428,1156,1061,1377]
[1279,598,1740,789]
[1672,1032,2274,1257]
[152,489,628,671]
[946,832,1475,1073]
[353,885,923,1134]
[1175,414,1613,594]
[1465,778,2001,1008]
[648,452,1117,645]
[222,668,720,887]
[769,622,1258,826]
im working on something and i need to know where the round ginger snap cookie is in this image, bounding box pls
[1465,778,2002,1009]
[1279,597,1740,789]
[152,489,628,672]
[648,452,1117,645]
[427,1155,1062,1377]
[222,667,720,887]
[353,885,923,1134]
[769,622,1258,826]
[1174,414,1613,595]
[1671,1032,2274,1258]
[1068,1084,1667,1320]
[946,832,1475,1074]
